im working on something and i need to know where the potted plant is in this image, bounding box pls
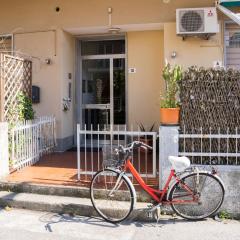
[160,63,183,125]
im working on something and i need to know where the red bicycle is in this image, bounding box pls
[90,141,225,223]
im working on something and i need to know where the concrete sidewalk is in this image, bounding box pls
[0,208,239,240]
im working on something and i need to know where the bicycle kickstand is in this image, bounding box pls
[146,204,162,223]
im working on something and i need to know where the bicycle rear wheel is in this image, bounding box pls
[169,172,225,220]
[90,169,134,223]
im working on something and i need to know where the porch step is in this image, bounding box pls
[0,191,158,222]
[0,181,152,202]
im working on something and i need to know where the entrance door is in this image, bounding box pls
[80,39,126,130]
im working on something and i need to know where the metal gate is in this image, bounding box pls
[77,124,157,180]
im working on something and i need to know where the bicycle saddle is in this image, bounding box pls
[168,156,191,172]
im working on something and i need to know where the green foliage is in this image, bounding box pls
[16,92,35,121]
[8,92,34,122]
[7,92,34,167]
[160,63,183,108]
[218,210,231,220]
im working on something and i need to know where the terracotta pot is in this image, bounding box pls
[160,108,180,125]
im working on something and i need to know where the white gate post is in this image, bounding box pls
[0,122,9,178]
[159,125,179,189]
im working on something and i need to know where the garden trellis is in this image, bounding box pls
[179,67,240,165]
[0,54,32,124]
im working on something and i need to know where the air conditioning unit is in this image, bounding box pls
[176,7,219,37]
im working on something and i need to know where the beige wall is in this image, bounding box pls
[164,22,224,68]
[0,0,214,34]
[127,31,164,128]
[14,30,62,138]
[59,31,75,139]
[0,1,228,147]
[14,30,75,141]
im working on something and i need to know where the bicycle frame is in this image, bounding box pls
[124,158,197,204]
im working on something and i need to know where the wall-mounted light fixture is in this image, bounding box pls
[171,51,177,59]
[45,58,52,65]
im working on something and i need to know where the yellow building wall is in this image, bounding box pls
[0,0,214,34]
[59,31,75,139]
[14,30,62,138]
[127,31,164,128]
[0,1,226,148]
[164,22,224,68]
[14,30,75,143]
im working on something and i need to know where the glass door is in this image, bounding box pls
[80,39,126,131]
[113,58,125,125]
[82,59,111,130]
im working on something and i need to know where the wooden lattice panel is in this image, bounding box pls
[179,67,240,165]
[0,54,32,123]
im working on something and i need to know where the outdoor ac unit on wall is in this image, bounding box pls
[176,7,219,39]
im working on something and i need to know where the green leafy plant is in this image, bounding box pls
[8,92,35,122]
[16,92,35,121]
[7,92,34,167]
[218,210,231,220]
[160,63,183,108]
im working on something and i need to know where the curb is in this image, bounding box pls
[0,181,152,202]
[0,191,158,222]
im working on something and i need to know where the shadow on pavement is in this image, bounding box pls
[39,212,119,232]
[39,212,207,233]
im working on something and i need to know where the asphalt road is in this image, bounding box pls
[0,208,239,240]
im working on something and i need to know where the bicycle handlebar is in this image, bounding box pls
[116,141,153,154]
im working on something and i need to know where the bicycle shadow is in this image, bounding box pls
[39,212,119,232]
[39,210,208,233]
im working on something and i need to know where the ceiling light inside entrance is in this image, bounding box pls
[107,7,121,34]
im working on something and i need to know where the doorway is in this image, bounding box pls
[79,38,126,130]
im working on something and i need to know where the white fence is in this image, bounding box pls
[77,124,157,181]
[179,127,240,165]
[11,116,56,170]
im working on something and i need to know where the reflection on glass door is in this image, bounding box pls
[113,58,125,125]
[82,59,110,130]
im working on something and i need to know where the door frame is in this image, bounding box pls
[75,36,128,135]
[81,54,125,128]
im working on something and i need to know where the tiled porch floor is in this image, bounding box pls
[6,152,83,186]
[6,152,158,187]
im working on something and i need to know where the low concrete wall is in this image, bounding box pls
[0,123,9,178]
[217,166,240,219]
[159,126,240,219]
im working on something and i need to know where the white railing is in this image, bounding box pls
[11,116,56,170]
[77,124,157,181]
[179,127,240,165]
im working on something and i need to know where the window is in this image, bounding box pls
[225,22,240,69]
[81,40,125,56]
[0,35,13,54]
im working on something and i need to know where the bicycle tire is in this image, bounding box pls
[169,172,225,220]
[90,168,134,223]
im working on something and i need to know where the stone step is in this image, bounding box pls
[0,191,156,222]
[0,181,152,202]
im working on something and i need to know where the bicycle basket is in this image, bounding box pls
[102,145,125,168]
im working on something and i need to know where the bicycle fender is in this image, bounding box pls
[122,174,137,207]
[107,168,137,207]
[166,171,225,200]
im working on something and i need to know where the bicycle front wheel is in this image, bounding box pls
[169,172,225,220]
[90,169,134,223]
